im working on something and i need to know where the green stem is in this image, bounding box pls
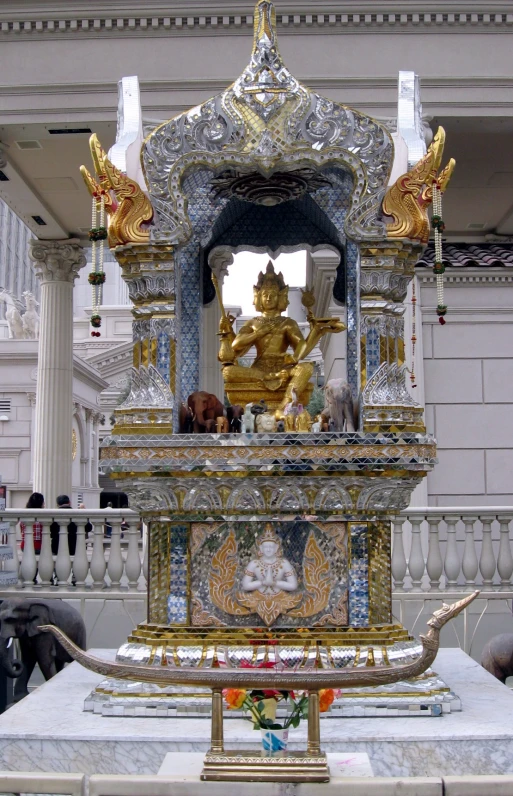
[283,695,308,730]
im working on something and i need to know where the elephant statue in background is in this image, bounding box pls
[226,404,244,433]
[322,378,356,432]
[178,402,194,433]
[481,634,513,683]
[0,598,86,702]
[187,391,225,434]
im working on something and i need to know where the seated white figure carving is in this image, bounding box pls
[241,526,297,596]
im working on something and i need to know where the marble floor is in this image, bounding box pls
[0,649,511,777]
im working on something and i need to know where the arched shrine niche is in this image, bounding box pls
[171,152,359,405]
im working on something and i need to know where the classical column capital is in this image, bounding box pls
[30,239,86,284]
[26,392,37,407]
[208,246,234,283]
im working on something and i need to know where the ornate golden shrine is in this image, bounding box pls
[71,0,463,782]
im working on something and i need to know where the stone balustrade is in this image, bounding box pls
[393,507,513,593]
[1,507,512,595]
[0,509,147,592]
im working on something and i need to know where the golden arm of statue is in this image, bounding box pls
[231,320,278,356]
[291,316,346,362]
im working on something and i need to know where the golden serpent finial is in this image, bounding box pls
[383,126,456,243]
[80,133,152,247]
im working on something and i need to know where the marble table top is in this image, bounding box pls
[0,648,511,745]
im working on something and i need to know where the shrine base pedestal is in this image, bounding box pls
[0,649,511,778]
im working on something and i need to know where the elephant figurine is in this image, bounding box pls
[255,412,276,433]
[322,378,356,432]
[250,399,268,418]
[226,405,244,433]
[481,634,513,683]
[216,416,229,433]
[178,402,194,433]
[0,598,86,702]
[187,391,225,434]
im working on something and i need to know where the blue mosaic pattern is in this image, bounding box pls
[349,523,369,626]
[156,332,170,384]
[207,194,342,254]
[167,524,189,624]
[178,241,201,404]
[345,240,360,400]
[366,326,380,380]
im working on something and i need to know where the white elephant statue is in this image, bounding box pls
[322,378,355,432]
[255,412,277,433]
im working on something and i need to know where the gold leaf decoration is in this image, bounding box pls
[238,590,302,627]
[209,531,251,617]
[288,532,331,618]
[312,595,348,627]
[80,134,153,247]
[191,598,226,627]
[383,127,455,243]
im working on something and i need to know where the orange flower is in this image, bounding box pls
[319,689,336,713]
[224,688,247,710]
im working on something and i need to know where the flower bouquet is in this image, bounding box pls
[224,662,336,753]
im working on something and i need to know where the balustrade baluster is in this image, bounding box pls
[444,516,460,591]
[90,522,106,588]
[5,521,19,579]
[391,517,407,591]
[55,522,72,587]
[479,516,496,589]
[497,515,513,591]
[408,517,425,591]
[19,518,37,587]
[462,515,479,588]
[125,520,142,590]
[427,517,443,591]
[73,521,89,588]
[107,518,124,590]
[38,521,54,587]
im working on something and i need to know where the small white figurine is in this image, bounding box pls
[244,403,255,433]
[255,412,277,433]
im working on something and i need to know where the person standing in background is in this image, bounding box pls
[50,495,77,556]
[20,492,45,553]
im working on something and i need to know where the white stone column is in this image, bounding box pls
[307,249,345,383]
[30,240,86,505]
[26,392,37,485]
[201,247,233,400]
[91,411,102,489]
[84,408,93,488]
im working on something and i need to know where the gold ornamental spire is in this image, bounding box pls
[252,0,277,53]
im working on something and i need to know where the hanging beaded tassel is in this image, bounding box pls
[432,181,447,325]
[410,278,417,388]
[88,193,107,337]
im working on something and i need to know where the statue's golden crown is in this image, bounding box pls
[260,522,280,542]
[254,261,287,292]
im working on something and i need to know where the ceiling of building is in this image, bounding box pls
[0,113,511,243]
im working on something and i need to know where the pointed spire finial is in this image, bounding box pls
[252,1,277,54]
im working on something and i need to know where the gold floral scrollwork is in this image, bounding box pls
[383,127,456,243]
[80,134,153,247]
[287,533,331,618]
[209,531,251,617]
[71,429,77,461]
[191,598,226,627]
